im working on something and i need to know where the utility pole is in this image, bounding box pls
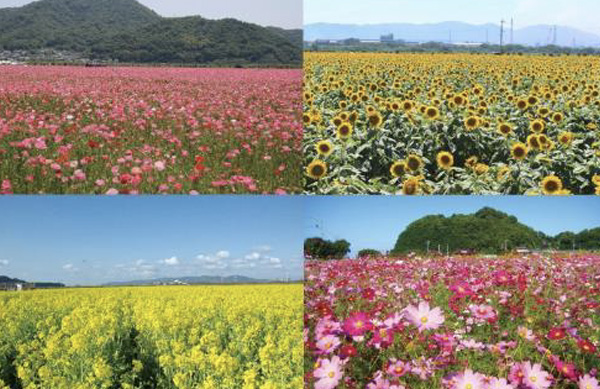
[426,240,430,254]
[446,243,449,258]
[500,19,506,50]
[510,18,514,44]
[449,30,452,44]
[553,25,557,45]
[486,29,489,44]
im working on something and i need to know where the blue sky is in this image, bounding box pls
[0,196,303,285]
[305,0,600,35]
[3,0,302,29]
[305,197,600,256]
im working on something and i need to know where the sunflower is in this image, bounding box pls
[558,131,573,146]
[336,122,353,140]
[368,112,383,128]
[516,99,529,110]
[315,140,334,157]
[511,142,529,160]
[464,116,481,130]
[552,112,564,123]
[497,122,513,137]
[402,177,420,195]
[527,95,539,106]
[402,100,414,111]
[497,166,511,181]
[390,100,401,112]
[332,116,343,127]
[537,107,550,117]
[306,160,327,180]
[406,154,423,172]
[390,161,407,178]
[425,106,440,120]
[303,113,312,125]
[529,119,545,133]
[453,95,466,106]
[541,175,563,195]
[527,134,541,150]
[465,156,478,168]
[475,163,489,175]
[593,175,600,186]
[436,151,454,170]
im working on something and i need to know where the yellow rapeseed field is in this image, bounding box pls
[303,52,600,195]
[0,285,302,389]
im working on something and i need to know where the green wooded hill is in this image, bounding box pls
[391,207,600,254]
[0,0,302,65]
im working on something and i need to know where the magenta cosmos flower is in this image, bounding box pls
[343,312,373,336]
[522,362,552,389]
[404,301,445,332]
[314,356,343,389]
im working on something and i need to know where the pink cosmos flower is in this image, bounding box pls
[314,356,343,389]
[315,334,341,355]
[386,359,409,378]
[489,377,515,389]
[454,369,484,389]
[404,301,444,332]
[154,160,166,171]
[579,374,600,389]
[106,188,119,195]
[469,304,497,321]
[522,362,552,389]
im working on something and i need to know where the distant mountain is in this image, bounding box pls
[104,275,275,286]
[305,22,600,47]
[0,0,302,65]
[0,275,26,284]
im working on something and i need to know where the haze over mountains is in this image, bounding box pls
[305,22,600,47]
[0,0,302,65]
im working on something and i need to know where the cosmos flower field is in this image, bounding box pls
[0,285,303,388]
[304,255,600,389]
[304,53,600,195]
[0,66,302,194]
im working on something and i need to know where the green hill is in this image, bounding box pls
[391,207,548,254]
[0,0,301,66]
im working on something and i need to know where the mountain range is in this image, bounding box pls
[0,0,302,65]
[103,275,277,286]
[305,22,600,47]
[391,207,600,254]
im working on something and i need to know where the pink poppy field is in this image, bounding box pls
[304,255,600,389]
[0,66,302,194]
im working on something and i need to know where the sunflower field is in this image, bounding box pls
[0,285,303,389]
[303,53,600,195]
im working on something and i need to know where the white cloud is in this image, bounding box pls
[245,252,261,261]
[62,263,78,272]
[135,259,145,266]
[216,250,230,259]
[161,256,180,266]
[255,245,272,252]
[0,259,9,266]
[269,257,281,264]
